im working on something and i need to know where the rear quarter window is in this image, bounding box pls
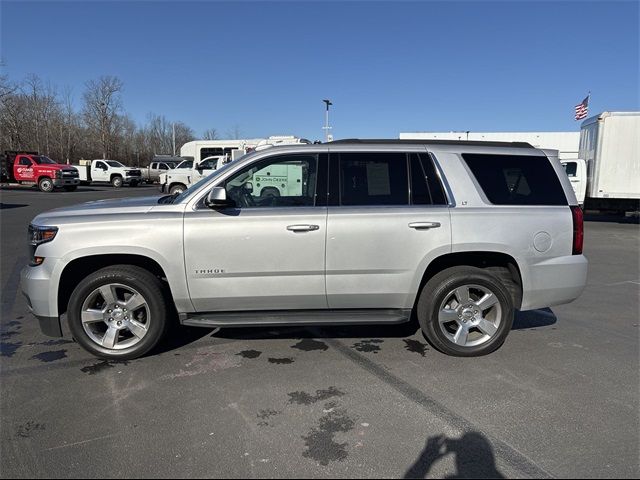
[462,154,567,206]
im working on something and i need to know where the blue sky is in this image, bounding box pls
[2,1,639,141]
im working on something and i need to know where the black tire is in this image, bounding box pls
[38,177,54,192]
[169,184,186,195]
[67,265,169,360]
[417,266,514,357]
[63,185,78,192]
[111,175,123,188]
[129,180,139,187]
[261,187,280,198]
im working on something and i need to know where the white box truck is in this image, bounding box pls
[561,112,639,212]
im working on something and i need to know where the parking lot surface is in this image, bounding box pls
[1,185,639,478]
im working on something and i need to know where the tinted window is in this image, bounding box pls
[19,157,32,166]
[33,156,56,164]
[563,162,577,177]
[95,161,107,169]
[462,154,567,206]
[339,152,408,206]
[225,154,318,208]
[410,153,447,205]
[199,158,218,169]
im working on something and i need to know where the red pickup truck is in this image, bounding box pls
[1,151,80,192]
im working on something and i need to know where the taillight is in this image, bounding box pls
[571,206,584,255]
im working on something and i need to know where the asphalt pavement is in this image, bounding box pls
[1,184,638,478]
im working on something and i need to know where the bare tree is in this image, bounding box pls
[82,76,124,159]
[0,73,199,166]
[203,128,218,140]
[226,124,243,140]
[0,74,18,99]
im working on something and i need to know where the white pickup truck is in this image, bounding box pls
[159,156,227,195]
[75,160,143,188]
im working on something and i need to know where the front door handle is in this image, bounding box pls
[287,224,320,232]
[409,222,441,230]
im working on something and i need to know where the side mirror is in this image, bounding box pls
[205,186,233,209]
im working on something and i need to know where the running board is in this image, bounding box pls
[180,309,411,328]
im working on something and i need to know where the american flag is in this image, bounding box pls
[575,95,589,120]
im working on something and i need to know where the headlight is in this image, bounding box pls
[29,225,58,246]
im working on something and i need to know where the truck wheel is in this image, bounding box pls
[67,265,168,360]
[417,266,514,357]
[261,187,280,198]
[130,180,139,187]
[64,186,78,192]
[169,184,186,195]
[38,177,54,192]
[111,176,123,188]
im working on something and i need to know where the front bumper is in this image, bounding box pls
[52,178,80,187]
[21,262,62,337]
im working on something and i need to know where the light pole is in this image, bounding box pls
[322,99,332,142]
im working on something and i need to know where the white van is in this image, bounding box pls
[179,139,264,164]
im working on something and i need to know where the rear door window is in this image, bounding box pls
[338,152,408,206]
[462,154,567,206]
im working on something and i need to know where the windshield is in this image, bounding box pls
[106,160,125,167]
[176,160,193,169]
[33,156,57,165]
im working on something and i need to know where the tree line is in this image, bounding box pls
[0,74,220,166]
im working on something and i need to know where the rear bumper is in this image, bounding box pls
[520,255,588,311]
[21,263,62,337]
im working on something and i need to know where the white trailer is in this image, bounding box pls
[400,131,580,161]
[179,139,264,164]
[567,111,640,212]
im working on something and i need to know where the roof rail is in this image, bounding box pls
[328,139,534,148]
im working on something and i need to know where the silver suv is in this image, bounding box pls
[21,140,588,359]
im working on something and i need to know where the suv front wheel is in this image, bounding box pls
[67,265,168,360]
[417,266,514,357]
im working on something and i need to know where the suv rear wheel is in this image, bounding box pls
[417,266,514,356]
[67,265,168,360]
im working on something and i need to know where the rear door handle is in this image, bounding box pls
[287,224,320,232]
[409,222,441,229]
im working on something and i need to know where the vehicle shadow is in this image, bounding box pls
[403,432,504,479]
[0,203,28,209]
[0,185,102,193]
[512,308,557,330]
[584,212,639,224]
[152,308,557,355]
